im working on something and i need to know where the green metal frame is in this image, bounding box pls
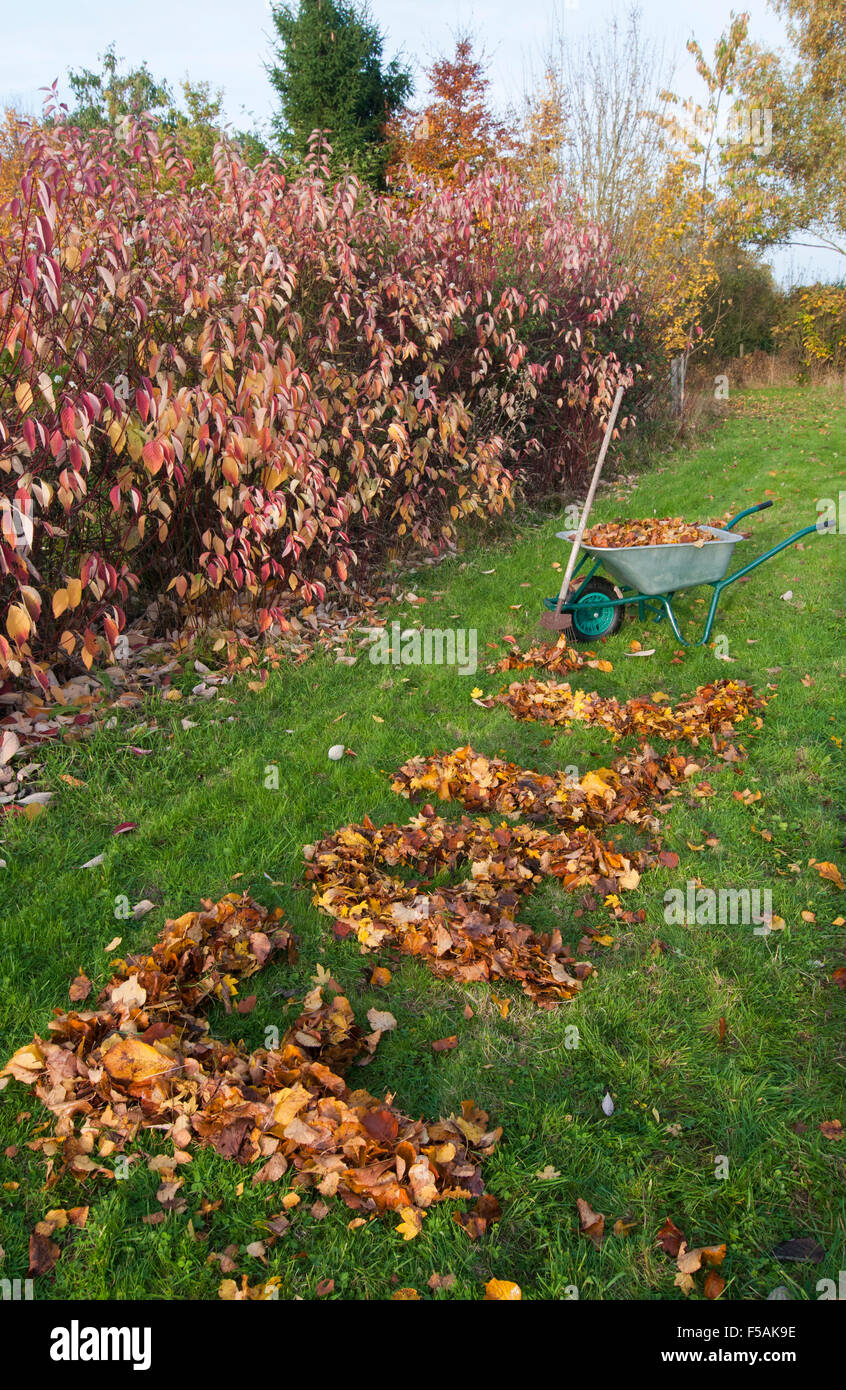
[549,503,835,647]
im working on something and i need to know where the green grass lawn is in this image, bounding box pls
[1,384,844,1301]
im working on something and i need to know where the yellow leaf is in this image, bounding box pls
[395,1207,423,1240]
[484,1278,522,1300]
[815,861,845,891]
[52,588,69,619]
[67,578,83,609]
[107,419,126,454]
[6,604,30,644]
[15,380,34,413]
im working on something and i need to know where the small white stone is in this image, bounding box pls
[328,744,345,761]
[601,1091,615,1116]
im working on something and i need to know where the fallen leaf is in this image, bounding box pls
[814,861,845,891]
[395,1207,423,1240]
[28,1231,60,1276]
[657,1217,686,1257]
[366,1008,397,1033]
[68,974,92,1003]
[577,1197,605,1249]
[771,1236,825,1263]
[484,1278,522,1300]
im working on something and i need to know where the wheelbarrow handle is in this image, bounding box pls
[724,500,774,530]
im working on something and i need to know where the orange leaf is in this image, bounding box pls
[484,1278,522,1300]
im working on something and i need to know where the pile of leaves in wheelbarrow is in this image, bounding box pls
[581,518,709,547]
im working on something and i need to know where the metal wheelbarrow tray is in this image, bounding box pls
[570,525,743,595]
[545,501,835,647]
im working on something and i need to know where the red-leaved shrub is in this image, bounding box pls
[0,113,641,690]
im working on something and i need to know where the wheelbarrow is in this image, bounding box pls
[543,502,835,646]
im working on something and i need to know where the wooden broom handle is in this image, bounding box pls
[550,383,625,618]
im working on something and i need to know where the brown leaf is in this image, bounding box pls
[577,1197,605,1249]
[28,1231,60,1276]
[657,1216,686,1257]
[68,973,92,1002]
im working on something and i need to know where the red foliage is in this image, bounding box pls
[1,109,640,689]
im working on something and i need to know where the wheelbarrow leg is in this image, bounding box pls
[652,595,688,644]
[701,586,722,645]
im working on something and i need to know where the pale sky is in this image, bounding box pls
[2,0,842,284]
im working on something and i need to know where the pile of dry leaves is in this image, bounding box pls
[1,894,499,1223]
[392,744,699,833]
[483,678,765,748]
[486,635,613,676]
[304,811,644,1007]
[581,518,709,548]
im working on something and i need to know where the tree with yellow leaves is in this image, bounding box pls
[725,0,846,259]
[641,13,751,390]
[0,108,33,218]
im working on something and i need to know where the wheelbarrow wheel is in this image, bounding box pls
[569,578,626,644]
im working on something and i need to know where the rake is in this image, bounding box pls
[540,383,626,632]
